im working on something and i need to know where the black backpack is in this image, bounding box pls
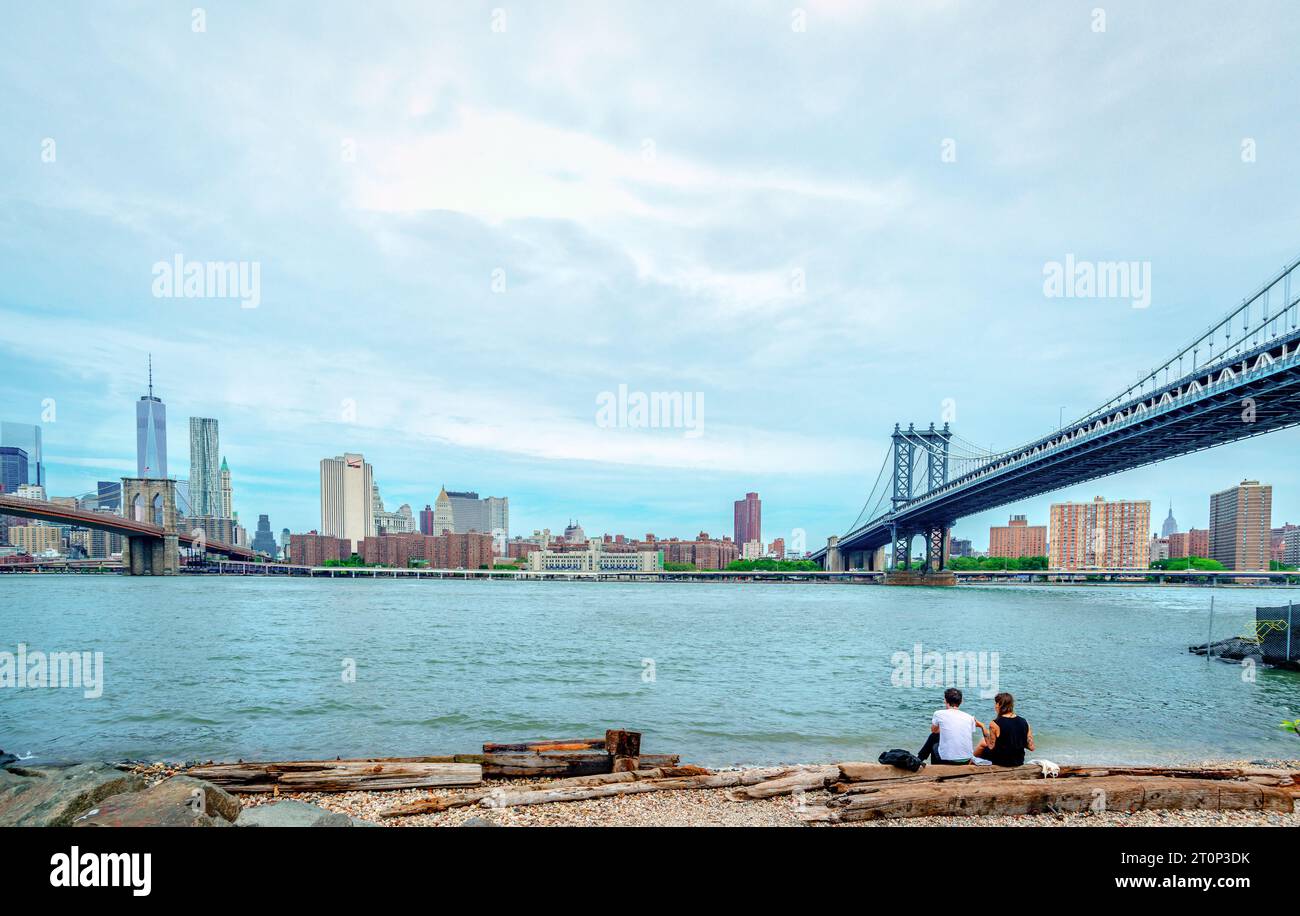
[878,748,925,771]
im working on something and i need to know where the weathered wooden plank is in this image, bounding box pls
[480,767,794,809]
[186,760,482,793]
[482,739,605,753]
[379,765,712,817]
[801,775,1294,823]
[725,766,841,800]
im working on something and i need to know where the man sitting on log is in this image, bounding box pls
[917,687,982,765]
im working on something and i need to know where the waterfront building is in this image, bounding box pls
[8,524,64,555]
[733,492,761,547]
[1269,523,1298,565]
[768,537,785,558]
[949,537,974,558]
[251,514,277,555]
[1161,503,1179,538]
[1048,497,1151,569]
[419,504,435,535]
[0,421,43,487]
[355,530,499,569]
[742,539,762,560]
[1149,534,1170,562]
[188,418,221,517]
[320,453,375,552]
[280,527,291,559]
[1168,527,1209,558]
[0,446,28,494]
[1284,527,1300,567]
[528,542,662,573]
[136,358,167,478]
[1209,480,1272,570]
[989,515,1048,558]
[290,530,352,566]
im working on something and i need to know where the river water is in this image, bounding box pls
[1,576,1297,767]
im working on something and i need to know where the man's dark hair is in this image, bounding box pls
[944,687,963,707]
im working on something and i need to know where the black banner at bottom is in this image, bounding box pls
[6,825,1287,902]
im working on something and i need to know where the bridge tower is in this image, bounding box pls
[119,477,180,575]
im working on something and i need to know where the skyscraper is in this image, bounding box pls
[0,422,42,487]
[219,457,233,518]
[320,453,374,552]
[1161,503,1179,537]
[188,417,220,516]
[419,504,435,535]
[734,492,761,547]
[0,447,28,494]
[1209,480,1272,571]
[251,514,277,555]
[136,356,167,478]
[1049,497,1150,569]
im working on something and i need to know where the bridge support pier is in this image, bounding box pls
[824,535,843,572]
[121,534,179,576]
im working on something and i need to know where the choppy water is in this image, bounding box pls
[1,576,1297,767]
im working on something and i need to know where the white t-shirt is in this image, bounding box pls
[932,708,976,761]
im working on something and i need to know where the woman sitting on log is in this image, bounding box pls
[973,692,1034,767]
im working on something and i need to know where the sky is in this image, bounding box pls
[1,1,1299,550]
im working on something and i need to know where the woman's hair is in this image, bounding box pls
[994,692,1015,715]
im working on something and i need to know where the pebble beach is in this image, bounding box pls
[147,758,1297,828]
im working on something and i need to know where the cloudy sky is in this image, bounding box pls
[2,1,1298,549]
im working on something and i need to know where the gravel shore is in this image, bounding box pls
[223,759,1300,828]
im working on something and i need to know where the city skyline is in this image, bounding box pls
[3,4,1300,548]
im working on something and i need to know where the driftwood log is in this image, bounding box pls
[478,766,795,809]
[481,751,678,778]
[379,765,712,817]
[797,774,1294,823]
[185,758,482,793]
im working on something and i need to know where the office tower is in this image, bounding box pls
[136,356,167,478]
[432,487,455,535]
[485,496,509,539]
[1049,497,1151,569]
[949,537,974,558]
[0,423,42,487]
[280,527,291,558]
[733,492,761,547]
[320,453,374,552]
[1161,503,1179,538]
[988,515,1048,558]
[1285,528,1300,567]
[219,458,232,518]
[188,418,221,516]
[95,481,122,513]
[0,447,28,494]
[419,504,435,535]
[446,490,489,533]
[1209,480,1272,571]
[251,514,277,555]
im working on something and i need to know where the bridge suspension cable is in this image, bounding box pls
[1079,252,1300,426]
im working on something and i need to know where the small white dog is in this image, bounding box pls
[1028,758,1060,778]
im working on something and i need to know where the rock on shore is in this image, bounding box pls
[0,762,146,827]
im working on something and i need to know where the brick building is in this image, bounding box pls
[988,515,1048,558]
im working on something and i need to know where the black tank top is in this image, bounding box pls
[989,715,1029,767]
